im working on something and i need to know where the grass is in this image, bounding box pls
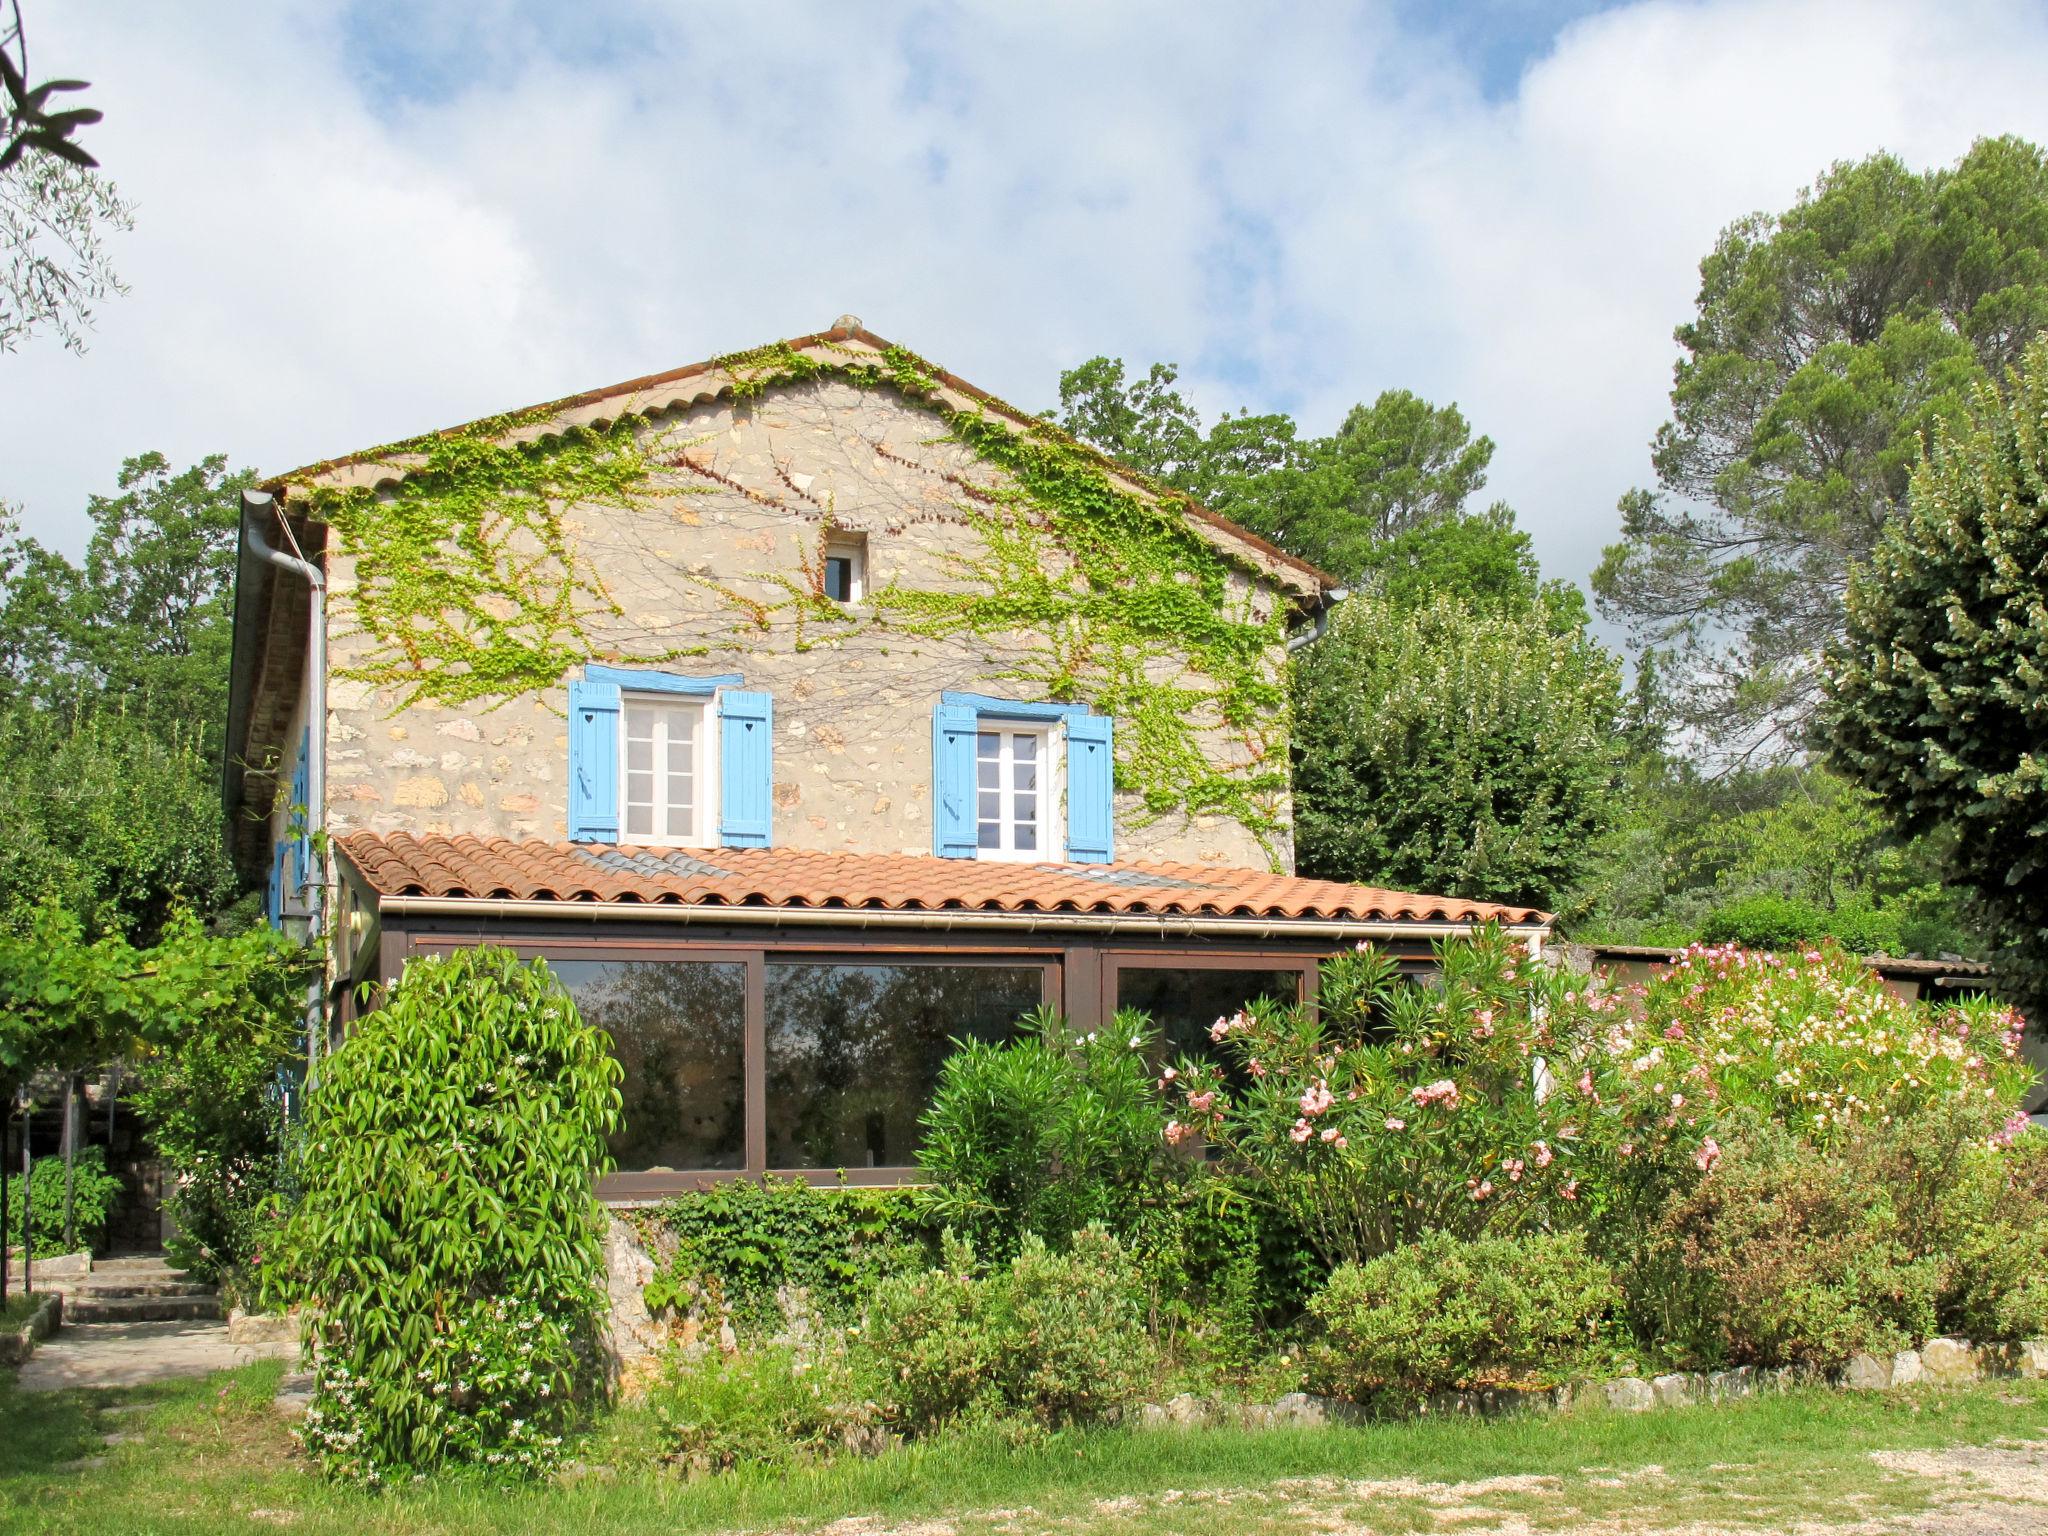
[1,1292,49,1327]
[2,1364,2044,1536]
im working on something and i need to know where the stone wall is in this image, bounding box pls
[310,378,1297,871]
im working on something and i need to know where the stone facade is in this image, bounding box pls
[287,377,1302,872]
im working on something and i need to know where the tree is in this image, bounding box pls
[1595,136,2048,758]
[1290,593,1625,909]
[1357,504,1588,633]
[2,1,128,353]
[1827,336,2048,1011]
[1050,359,1501,582]
[0,452,252,747]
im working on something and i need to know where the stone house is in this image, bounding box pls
[224,319,1548,1197]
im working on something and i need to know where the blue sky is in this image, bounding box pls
[6,0,2048,627]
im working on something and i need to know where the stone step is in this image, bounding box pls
[8,1275,210,1300]
[63,1293,224,1324]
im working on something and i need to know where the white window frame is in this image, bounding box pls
[823,531,867,604]
[619,692,720,847]
[973,721,1063,862]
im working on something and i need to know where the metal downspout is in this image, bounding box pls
[1285,586,1350,653]
[242,490,328,1091]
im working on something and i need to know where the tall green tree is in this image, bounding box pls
[1827,336,2048,1010]
[1290,593,1625,909]
[1050,358,1501,584]
[1595,136,2048,757]
[0,451,250,747]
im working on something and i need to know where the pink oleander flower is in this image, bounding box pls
[1384,1116,1406,1131]
[1560,1179,1580,1201]
[1186,1090,1215,1114]
[1334,1134,1348,1149]
[1532,1140,1553,1168]
[1320,1127,1342,1143]
[1164,1120,1189,1146]
[1473,1022,1495,1041]
[1248,1058,1267,1078]
[1504,1158,1525,1182]
[1289,1118,1313,1144]
[1577,1070,1596,1096]
[1694,1136,1721,1172]
[1671,1092,1685,1108]
[1411,1079,1461,1109]
[1664,1023,1686,1040]
[1620,1141,1635,1158]
[1161,1066,1177,1083]
[1299,1081,1335,1117]
[1467,1178,1494,1201]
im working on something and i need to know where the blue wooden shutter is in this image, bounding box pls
[1066,713,1114,863]
[718,690,774,847]
[567,678,622,841]
[266,841,288,929]
[932,701,978,858]
[290,726,311,889]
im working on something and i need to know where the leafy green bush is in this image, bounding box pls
[919,1006,1176,1255]
[1941,1133,2048,1341]
[647,1177,931,1337]
[1307,1230,1617,1405]
[1645,1121,1942,1369]
[272,946,622,1483]
[861,1227,1157,1433]
[1698,894,1902,954]
[647,1343,867,1472]
[4,1145,123,1257]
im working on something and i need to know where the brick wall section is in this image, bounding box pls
[318,379,1296,871]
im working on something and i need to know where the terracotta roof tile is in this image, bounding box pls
[339,832,1549,927]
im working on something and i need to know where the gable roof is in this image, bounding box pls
[340,833,1550,931]
[262,320,1338,601]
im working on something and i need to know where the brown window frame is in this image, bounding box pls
[1099,949,1318,1024]
[407,933,1060,1197]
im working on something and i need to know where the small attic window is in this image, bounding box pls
[823,531,867,603]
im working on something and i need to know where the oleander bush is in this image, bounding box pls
[1308,1229,1619,1406]
[919,1006,1179,1256]
[271,946,622,1483]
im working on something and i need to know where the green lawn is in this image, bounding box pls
[3,1363,2045,1536]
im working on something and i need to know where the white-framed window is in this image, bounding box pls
[823,531,867,603]
[974,724,1059,860]
[621,694,719,846]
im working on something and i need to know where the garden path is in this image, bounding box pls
[15,1318,295,1392]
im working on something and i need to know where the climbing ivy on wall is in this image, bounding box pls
[289,341,1296,847]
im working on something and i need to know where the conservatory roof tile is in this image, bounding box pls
[337,833,1549,928]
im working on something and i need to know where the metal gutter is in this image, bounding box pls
[1286,585,1351,652]
[375,894,1550,943]
[242,491,329,1087]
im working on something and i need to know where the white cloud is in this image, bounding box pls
[5,0,2047,622]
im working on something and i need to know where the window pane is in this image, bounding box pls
[1115,967,1301,1063]
[1013,732,1037,762]
[824,556,851,602]
[1015,823,1036,851]
[976,821,1000,849]
[976,731,999,758]
[766,962,1044,1169]
[625,801,652,837]
[552,959,747,1172]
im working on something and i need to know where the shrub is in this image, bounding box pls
[1941,1132,2048,1341]
[861,1227,1157,1433]
[1168,930,1617,1266]
[646,1178,931,1338]
[1606,942,2030,1149]
[1698,895,1902,955]
[271,946,623,1483]
[1645,1121,1942,1368]
[646,1343,866,1472]
[919,1007,1175,1256]
[1308,1230,1617,1405]
[4,1145,123,1257]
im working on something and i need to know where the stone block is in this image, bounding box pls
[1271,1391,1327,1427]
[2016,1341,2048,1380]
[1603,1377,1654,1412]
[1707,1367,1754,1401]
[1920,1337,1981,1384]
[1891,1350,1923,1387]
[1164,1392,1211,1427]
[1841,1354,1891,1391]
[1651,1372,1698,1407]
[226,1308,297,1346]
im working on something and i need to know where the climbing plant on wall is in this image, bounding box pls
[288,342,1299,849]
